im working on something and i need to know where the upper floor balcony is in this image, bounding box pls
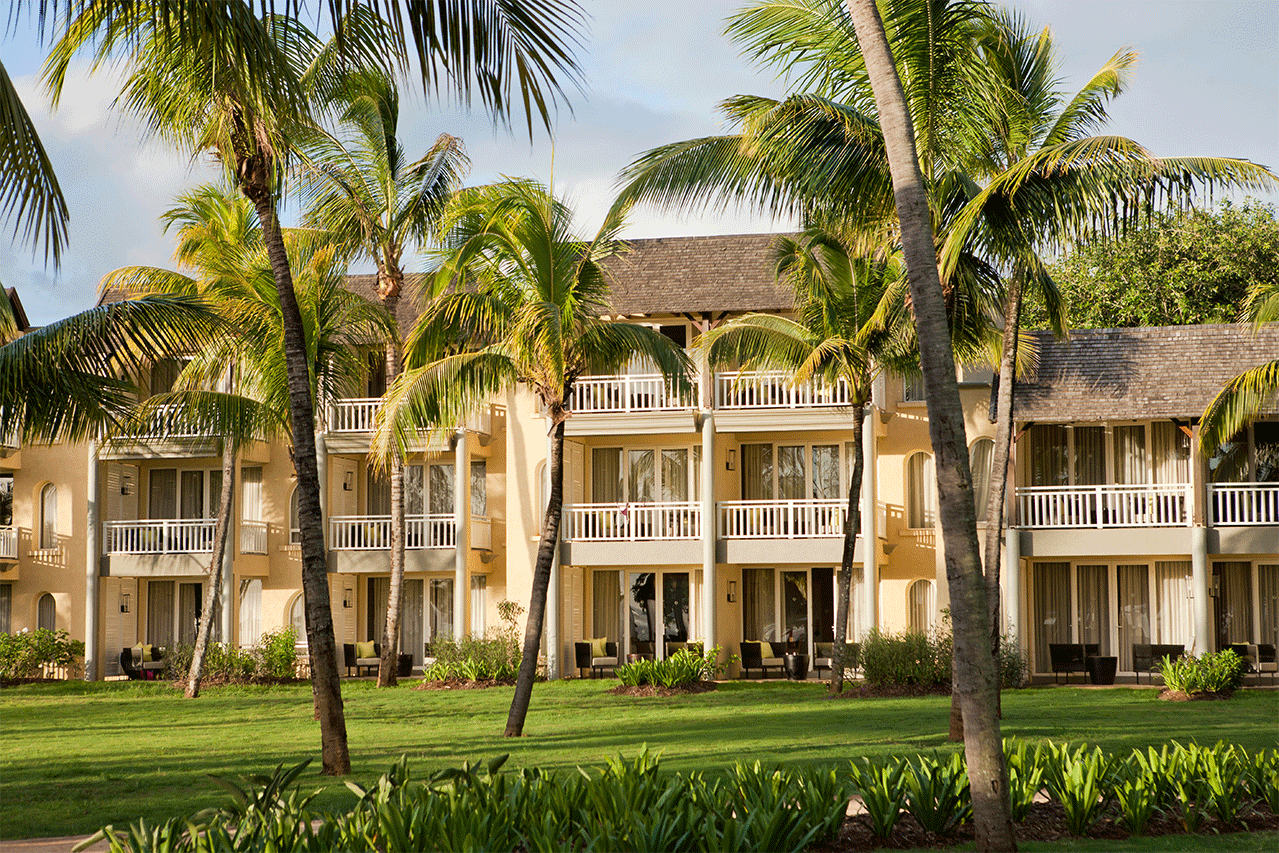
[326,512,491,574]
[100,518,268,577]
[714,371,857,432]
[1210,483,1279,526]
[1016,483,1192,530]
[101,404,220,460]
[0,525,16,561]
[325,399,490,453]
[564,375,700,436]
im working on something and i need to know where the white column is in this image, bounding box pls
[454,429,467,638]
[1191,525,1210,656]
[700,410,716,653]
[860,408,878,634]
[221,463,235,645]
[545,430,561,679]
[84,442,100,681]
[315,431,328,551]
[1004,525,1021,645]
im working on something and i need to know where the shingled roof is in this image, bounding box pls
[603,233,794,316]
[1014,324,1279,422]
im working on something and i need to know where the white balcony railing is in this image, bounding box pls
[1017,483,1191,529]
[563,502,701,541]
[239,520,268,555]
[471,516,492,550]
[110,404,208,441]
[104,519,216,554]
[328,514,456,550]
[328,398,382,433]
[568,375,698,414]
[715,371,852,410]
[718,499,847,538]
[1211,483,1279,526]
[0,526,16,559]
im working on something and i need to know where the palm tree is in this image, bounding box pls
[1199,280,1279,453]
[700,230,906,693]
[298,71,469,687]
[45,0,583,773]
[1,59,67,267]
[375,179,691,737]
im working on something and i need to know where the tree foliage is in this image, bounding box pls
[1026,199,1279,329]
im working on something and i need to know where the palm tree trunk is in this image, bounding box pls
[506,418,564,737]
[185,437,236,698]
[844,2,1016,849]
[241,176,350,775]
[831,400,865,695]
[378,317,404,688]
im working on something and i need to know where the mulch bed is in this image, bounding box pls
[1158,688,1235,701]
[416,678,515,690]
[814,801,1279,851]
[607,681,718,697]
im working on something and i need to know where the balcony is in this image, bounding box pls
[326,513,457,574]
[325,399,484,452]
[101,519,217,577]
[239,520,268,555]
[560,502,701,565]
[564,375,699,436]
[1017,484,1191,529]
[714,372,856,432]
[717,499,871,564]
[0,525,16,560]
[1211,483,1279,526]
[101,404,218,459]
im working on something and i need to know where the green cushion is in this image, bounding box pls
[143,644,155,662]
[590,637,608,658]
[355,641,376,659]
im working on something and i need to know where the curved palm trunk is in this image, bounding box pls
[831,400,865,695]
[506,418,564,737]
[185,437,236,698]
[241,173,350,775]
[845,2,1015,849]
[378,307,404,687]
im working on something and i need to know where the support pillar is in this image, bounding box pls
[860,408,878,633]
[454,429,468,638]
[545,430,561,679]
[1004,525,1021,645]
[84,442,100,681]
[1191,525,1210,656]
[700,410,716,653]
[315,431,329,551]
[221,478,235,645]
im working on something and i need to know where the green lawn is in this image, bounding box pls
[1,680,1275,840]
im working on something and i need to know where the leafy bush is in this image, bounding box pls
[615,647,727,688]
[1004,740,1046,822]
[860,628,951,688]
[422,600,526,684]
[0,628,84,681]
[161,627,299,685]
[1159,649,1246,694]
[1042,742,1114,836]
[257,626,298,679]
[902,752,970,836]
[848,757,907,840]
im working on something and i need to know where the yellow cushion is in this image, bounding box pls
[143,644,155,662]
[131,644,144,663]
[355,641,376,659]
[590,637,608,658]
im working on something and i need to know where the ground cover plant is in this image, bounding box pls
[2,680,1276,840]
[613,646,728,690]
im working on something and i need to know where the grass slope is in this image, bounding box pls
[1,680,1275,839]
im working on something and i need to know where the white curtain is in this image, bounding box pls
[1258,565,1278,648]
[367,576,389,641]
[592,448,622,502]
[240,468,262,521]
[1154,561,1193,647]
[367,470,391,516]
[741,444,773,500]
[404,465,425,516]
[1077,565,1110,655]
[906,452,935,528]
[1033,563,1071,673]
[593,570,620,640]
[429,578,454,640]
[148,581,175,646]
[1152,422,1191,484]
[40,483,58,548]
[289,594,306,643]
[238,579,262,648]
[0,583,10,633]
[907,580,935,633]
[429,465,454,515]
[403,578,424,660]
[742,568,775,641]
[811,445,840,500]
[969,439,994,522]
[778,446,805,500]
[843,566,865,640]
[470,576,487,638]
[1113,426,1148,485]
[1117,565,1150,671]
[470,461,487,515]
[628,450,654,502]
[1217,561,1253,645]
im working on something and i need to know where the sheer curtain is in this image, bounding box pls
[1155,561,1193,647]
[240,468,262,521]
[1113,426,1148,485]
[661,449,688,501]
[178,582,201,645]
[1073,427,1105,485]
[1258,565,1278,648]
[908,580,935,633]
[969,439,994,522]
[1117,565,1150,671]
[402,578,424,660]
[404,466,424,515]
[147,580,175,646]
[742,568,775,641]
[429,465,454,515]
[1217,562,1253,644]
[1028,425,1068,486]
[906,452,935,528]
[593,570,621,640]
[592,448,622,502]
[1033,563,1071,673]
[778,446,805,500]
[238,579,262,648]
[811,445,840,499]
[741,444,773,500]
[180,471,204,519]
[1152,423,1191,484]
[149,469,177,518]
[429,578,454,640]
[1077,565,1110,655]
[367,577,389,640]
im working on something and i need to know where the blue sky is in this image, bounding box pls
[2,0,1276,325]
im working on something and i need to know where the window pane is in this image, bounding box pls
[0,583,10,633]
[778,446,805,500]
[782,570,808,645]
[240,468,262,521]
[811,445,839,500]
[1152,422,1191,484]
[1074,427,1105,486]
[40,483,58,549]
[180,470,204,519]
[969,439,994,521]
[662,573,690,642]
[741,444,773,500]
[1113,426,1148,485]
[593,571,620,640]
[628,450,654,503]
[367,471,391,516]
[906,453,934,528]
[148,470,176,519]
[429,465,454,515]
[742,568,775,641]
[1259,565,1278,649]
[811,567,834,643]
[1077,565,1110,655]
[1155,561,1193,646]
[1117,564,1150,671]
[1209,433,1249,483]
[37,592,55,631]
[1215,561,1253,646]
[1027,425,1068,487]
[661,449,688,502]
[289,489,300,543]
[908,580,934,633]
[404,465,425,516]
[148,581,175,646]
[1255,421,1279,482]
[403,578,424,659]
[1033,562,1071,673]
[628,572,656,653]
[592,448,622,503]
[471,460,487,515]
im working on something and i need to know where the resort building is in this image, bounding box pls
[1,236,1275,682]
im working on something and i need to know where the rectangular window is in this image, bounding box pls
[149,469,177,519]
[471,460,487,516]
[661,449,688,502]
[1077,565,1110,656]
[627,449,654,503]
[741,444,773,500]
[1033,562,1070,673]
[742,568,776,641]
[1154,561,1193,646]
[470,575,487,637]
[1027,425,1068,487]
[1073,426,1105,486]
[1113,426,1148,485]
[1152,422,1191,484]
[429,578,454,640]
[429,465,454,515]
[0,583,10,633]
[777,446,805,500]
[1117,564,1150,672]
[593,571,620,640]
[240,468,262,522]
[592,448,623,503]
[811,445,839,500]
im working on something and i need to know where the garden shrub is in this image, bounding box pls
[859,628,951,688]
[422,599,525,684]
[161,627,299,685]
[1159,648,1246,694]
[0,628,84,681]
[615,647,727,688]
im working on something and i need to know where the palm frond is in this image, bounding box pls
[0,59,69,266]
[1199,358,1279,453]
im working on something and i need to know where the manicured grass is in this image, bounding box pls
[1,680,1275,839]
[910,831,1279,852]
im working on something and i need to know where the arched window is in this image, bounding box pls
[288,593,307,643]
[37,592,56,630]
[969,438,995,523]
[288,488,301,544]
[905,452,935,529]
[39,484,57,549]
[907,580,935,634]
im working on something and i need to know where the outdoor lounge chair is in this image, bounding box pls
[120,645,165,680]
[814,642,860,678]
[574,639,618,678]
[739,641,785,679]
[1048,643,1099,684]
[342,642,381,676]
[1132,643,1184,684]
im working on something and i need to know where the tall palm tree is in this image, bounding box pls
[45,0,583,773]
[1199,280,1279,453]
[375,179,691,737]
[1,59,67,267]
[299,70,469,687]
[700,230,907,694]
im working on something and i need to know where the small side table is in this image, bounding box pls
[1087,656,1117,685]
[784,653,809,681]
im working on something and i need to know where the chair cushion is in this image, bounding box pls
[590,637,608,658]
[355,640,376,660]
[143,644,155,662]
[592,656,618,667]
[762,656,785,667]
